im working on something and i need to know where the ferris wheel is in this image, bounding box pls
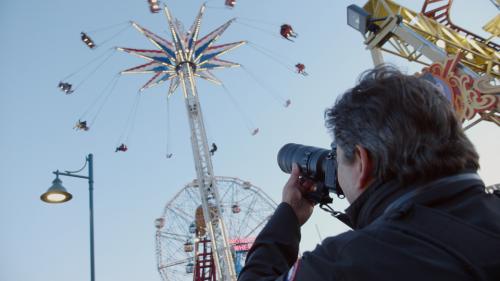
[155,176,277,281]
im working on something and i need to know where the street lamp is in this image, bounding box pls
[41,154,95,281]
[41,175,73,203]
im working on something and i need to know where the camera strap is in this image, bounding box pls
[319,203,353,227]
[383,173,483,215]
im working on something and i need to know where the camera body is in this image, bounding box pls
[277,143,343,205]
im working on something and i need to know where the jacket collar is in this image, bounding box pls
[344,171,483,229]
[345,179,400,229]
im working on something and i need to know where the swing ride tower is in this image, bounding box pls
[117,4,246,281]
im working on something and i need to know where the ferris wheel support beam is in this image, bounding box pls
[178,61,237,281]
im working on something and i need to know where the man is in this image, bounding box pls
[210,143,218,156]
[280,24,298,41]
[115,143,128,152]
[238,66,500,280]
[295,63,308,76]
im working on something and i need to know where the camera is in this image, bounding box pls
[277,143,344,205]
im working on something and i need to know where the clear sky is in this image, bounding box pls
[1,0,498,281]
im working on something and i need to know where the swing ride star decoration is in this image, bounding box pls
[116,4,246,95]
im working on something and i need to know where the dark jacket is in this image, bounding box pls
[238,172,500,281]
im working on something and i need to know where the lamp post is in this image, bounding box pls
[41,154,95,281]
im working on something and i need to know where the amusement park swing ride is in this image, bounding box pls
[56,1,310,280]
[119,4,282,281]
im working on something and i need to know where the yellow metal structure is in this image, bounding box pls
[362,0,500,78]
[483,14,500,39]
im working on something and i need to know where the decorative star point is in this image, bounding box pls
[118,4,245,94]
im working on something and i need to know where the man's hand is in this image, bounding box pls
[282,163,316,226]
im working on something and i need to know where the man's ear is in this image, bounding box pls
[355,145,374,190]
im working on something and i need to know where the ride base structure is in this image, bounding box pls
[358,0,499,129]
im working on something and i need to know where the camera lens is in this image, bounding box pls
[277,143,330,181]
